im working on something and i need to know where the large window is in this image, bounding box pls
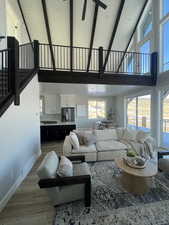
[127,95,151,131]
[162,93,169,147]
[88,100,106,119]
[127,98,136,128]
[163,0,169,17]
[162,20,169,72]
[140,9,152,40]
[127,56,134,74]
[140,41,151,73]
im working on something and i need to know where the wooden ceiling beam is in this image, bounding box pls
[86,3,99,72]
[103,0,125,72]
[17,0,33,49]
[41,0,56,70]
[116,0,149,72]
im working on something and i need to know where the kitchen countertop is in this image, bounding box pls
[40,121,76,126]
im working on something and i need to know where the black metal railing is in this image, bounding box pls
[19,43,34,70]
[39,43,153,76]
[0,37,39,116]
[0,48,11,103]
[103,50,151,75]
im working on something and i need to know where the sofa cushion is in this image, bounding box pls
[121,128,137,141]
[136,130,150,143]
[69,132,79,150]
[57,156,73,177]
[96,140,127,152]
[72,144,97,153]
[37,151,59,179]
[94,129,117,141]
[73,162,91,176]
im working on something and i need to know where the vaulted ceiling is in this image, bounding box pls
[8,0,147,51]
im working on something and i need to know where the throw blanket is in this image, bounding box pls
[120,138,155,159]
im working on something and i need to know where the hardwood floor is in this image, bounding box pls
[0,141,64,225]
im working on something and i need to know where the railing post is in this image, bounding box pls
[98,46,103,77]
[151,52,158,85]
[33,40,39,70]
[7,36,20,105]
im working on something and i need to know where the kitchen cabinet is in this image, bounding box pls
[60,95,75,107]
[44,94,60,114]
[40,124,76,143]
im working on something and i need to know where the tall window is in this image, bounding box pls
[40,96,44,114]
[88,100,106,119]
[140,41,151,73]
[127,56,134,74]
[127,98,136,128]
[127,95,151,131]
[162,94,169,147]
[162,20,169,71]
[140,9,152,40]
[163,0,169,17]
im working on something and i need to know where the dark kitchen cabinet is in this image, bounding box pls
[40,124,76,143]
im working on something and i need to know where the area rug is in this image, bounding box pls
[54,161,169,225]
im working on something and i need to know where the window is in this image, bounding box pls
[140,9,152,40]
[127,56,134,74]
[162,93,169,147]
[127,95,151,131]
[40,96,44,114]
[140,41,151,73]
[162,20,169,72]
[163,0,169,17]
[88,100,106,119]
[127,98,136,128]
[137,95,151,131]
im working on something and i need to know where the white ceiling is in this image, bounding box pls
[7,0,146,97]
[40,83,138,96]
[8,0,145,50]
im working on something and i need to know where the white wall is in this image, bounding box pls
[115,96,126,127]
[6,0,29,44]
[0,75,41,212]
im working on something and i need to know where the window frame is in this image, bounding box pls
[126,94,151,131]
[139,40,151,74]
[160,90,169,148]
[140,8,153,41]
[88,100,106,120]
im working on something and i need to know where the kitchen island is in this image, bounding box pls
[40,121,76,143]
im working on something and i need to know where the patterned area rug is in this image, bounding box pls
[55,161,169,225]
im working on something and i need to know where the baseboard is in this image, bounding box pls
[0,150,41,213]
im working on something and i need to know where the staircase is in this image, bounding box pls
[0,37,39,117]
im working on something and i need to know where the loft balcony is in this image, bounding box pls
[38,43,158,86]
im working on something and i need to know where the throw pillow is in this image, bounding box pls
[122,128,137,141]
[136,130,149,143]
[57,156,73,177]
[75,132,85,145]
[83,133,96,146]
[69,132,80,150]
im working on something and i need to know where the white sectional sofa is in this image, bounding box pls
[63,128,155,162]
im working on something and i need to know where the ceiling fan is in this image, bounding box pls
[82,0,107,21]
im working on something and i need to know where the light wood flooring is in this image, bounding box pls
[0,141,64,225]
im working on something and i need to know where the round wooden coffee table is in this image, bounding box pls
[115,158,158,195]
